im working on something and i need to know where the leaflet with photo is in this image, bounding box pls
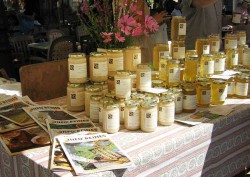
[23,105,77,132]
[21,96,38,106]
[57,133,133,175]
[0,125,50,156]
[0,115,21,133]
[0,96,35,126]
[46,119,100,140]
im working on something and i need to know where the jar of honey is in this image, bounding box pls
[238,44,248,65]
[85,85,102,117]
[123,46,141,71]
[158,95,175,125]
[166,59,181,87]
[140,101,158,132]
[136,64,152,90]
[159,56,171,81]
[200,54,214,78]
[226,48,238,69]
[124,100,140,130]
[114,70,131,99]
[107,49,124,76]
[90,95,102,123]
[182,83,197,113]
[89,52,108,82]
[209,34,221,54]
[242,47,250,67]
[211,79,227,105]
[153,43,169,70]
[67,82,85,112]
[171,87,183,114]
[196,78,211,107]
[237,30,246,46]
[235,74,249,98]
[227,76,235,98]
[195,38,210,59]
[184,55,198,82]
[171,16,186,41]
[213,52,226,74]
[224,33,237,52]
[171,40,185,60]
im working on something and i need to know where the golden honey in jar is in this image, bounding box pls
[171,40,185,60]
[123,46,141,71]
[235,74,249,98]
[98,98,114,125]
[140,101,158,132]
[102,102,120,134]
[89,52,108,82]
[92,81,108,95]
[227,76,235,98]
[213,52,226,74]
[242,47,250,67]
[226,48,238,69]
[153,43,169,70]
[107,76,115,92]
[171,16,186,41]
[211,79,227,105]
[196,78,211,107]
[67,82,85,112]
[200,54,214,78]
[238,44,248,65]
[208,34,221,54]
[159,56,171,81]
[68,53,87,84]
[166,59,181,87]
[130,72,137,92]
[182,83,197,113]
[237,30,246,45]
[185,50,197,58]
[179,59,185,81]
[158,96,175,126]
[85,85,102,117]
[171,87,183,114]
[152,79,165,88]
[90,95,102,123]
[114,70,131,99]
[224,33,238,52]
[184,55,198,82]
[136,64,152,90]
[195,38,210,59]
[107,49,124,76]
[124,100,140,130]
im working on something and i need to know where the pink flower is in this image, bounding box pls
[137,11,143,15]
[82,0,89,14]
[132,26,143,36]
[115,32,125,42]
[104,37,112,43]
[118,15,137,35]
[144,16,159,33]
[130,4,137,13]
[101,32,113,43]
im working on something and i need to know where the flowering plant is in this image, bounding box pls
[78,0,159,49]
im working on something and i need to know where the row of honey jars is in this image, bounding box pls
[227,74,250,98]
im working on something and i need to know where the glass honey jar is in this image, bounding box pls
[195,38,210,59]
[107,49,124,77]
[242,47,250,67]
[184,55,198,82]
[124,100,140,130]
[159,56,171,81]
[123,46,141,72]
[213,52,226,74]
[200,54,214,78]
[235,74,249,98]
[153,43,169,70]
[85,85,102,117]
[227,76,235,98]
[237,30,246,46]
[158,95,175,126]
[171,87,183,114]
[140,101,158,132]
[208,34,221,54]
[136,64,152,90]
[114,70,131,99]
[89,52,108,82]
[98,98,115,125]
[107,76,115,92]
[171,40,185,60]
[196,78,211,107]
[171,16,186,41]
[238,44,248,65]
[226,48,238,69]
[211,79,227,105]
[68,53,87,84]
[166,59,181,87]
[67,82,85,112]
[182,83,197,113]
[90,95,102,123]
[224,33,237,52]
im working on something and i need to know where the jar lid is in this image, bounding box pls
[160,95,174,102]
[238,44,248,48]
[90,52,107,57]
[137,64,150,69]
[125,100,140,107]
[107,48,123,53]
[105,92,116,99]
[103,102,119,109]
[160,56,172,60]
[212,79,227,84]
[68,53,86,58]
[131,93,145,100]
[67,82,85,88]
[168,59,180,64]
[152,80,163,85]
[155,43,168,47]
[90,95,102,101]
[214,51,226,56]
[126,46,140,49]
[141,101,157,108]
[237,73,250,79]
[85,85,102,92]
[116,70,130,76]
[187,55,198,60]
[202,54,213,58]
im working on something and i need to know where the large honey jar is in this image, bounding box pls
[235,74,249,98]
[196,78,211,107]
[208,34,221,54]
[89,52,108,82]
[226,48,238,69]
[107,49,124,76]
[200,54,214,78]
[184,55,198,82]
[213,52,226,74]
[158,95,175,126]
[114,70,131,99]
[140,101,158,132]
[211,79,227,105]
[224,33,237,52]
[153,43,169,70]
[124,100,140,130]
[136,64,152,90]
[182,83,197,113]
[171,16,186,41]
[123,46,141,71]
[195,38,210,59]
[67,82,85,112]
[171,40,185,60]
[237,30,246,46]
[166,59,181,87]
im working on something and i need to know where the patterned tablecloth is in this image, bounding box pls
[0,83,250,177]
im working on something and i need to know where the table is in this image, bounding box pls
[0,84,250,177]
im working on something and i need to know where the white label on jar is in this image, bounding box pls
[214,58,226,72]
[211,41,220,52]
[227,82,235,95]
[204,60,214,74]
[99,106,103,123]
[90,102,99,121]
[69,63,87,79]
[104,110,120,130]
[202,45,210,54]
[108,57,124,71]
[119,102,125,123]
[173,47,185,59]
[139,71,151,89]
[183,95,197,110]
[127,109,140,127]
[159,51,169,59]
[225,39,237,49]
[201,90,211,104]
[93,61,108,77]
[218,87,227,101]
[133,53,141,67]
[169,67,180,83]
[239,37,246,45]
[159,104,175,122]
[142,108,158,129]
[178,23,186,35]
[236,82,248,96]
[174,95,183,113]
[231,53,238,66]
[159,63,167,78]
[243,51,250,65]
[69,91,84,107]
[115,78,131,97]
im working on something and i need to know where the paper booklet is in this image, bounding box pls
[0,96,35,126]
[21,96,38,106]
[23,105,78,132]
[46,119,100,140]
[57,133,134,175]
[0,125,50,156]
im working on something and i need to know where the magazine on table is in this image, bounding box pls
[46,119,100,140]
[0,115,22,133]
[57,133,134,175]
[21,96,38,106]
[23,105,78,132]
[0,125,50,156]
[0,96,35,126]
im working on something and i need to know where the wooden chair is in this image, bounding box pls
[19,60,68,102]
[46,29,65,43]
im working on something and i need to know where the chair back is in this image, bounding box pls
[47,36,76,61]
[9,35,34,64]
[46,29,65,43]
[19,60,68,102]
